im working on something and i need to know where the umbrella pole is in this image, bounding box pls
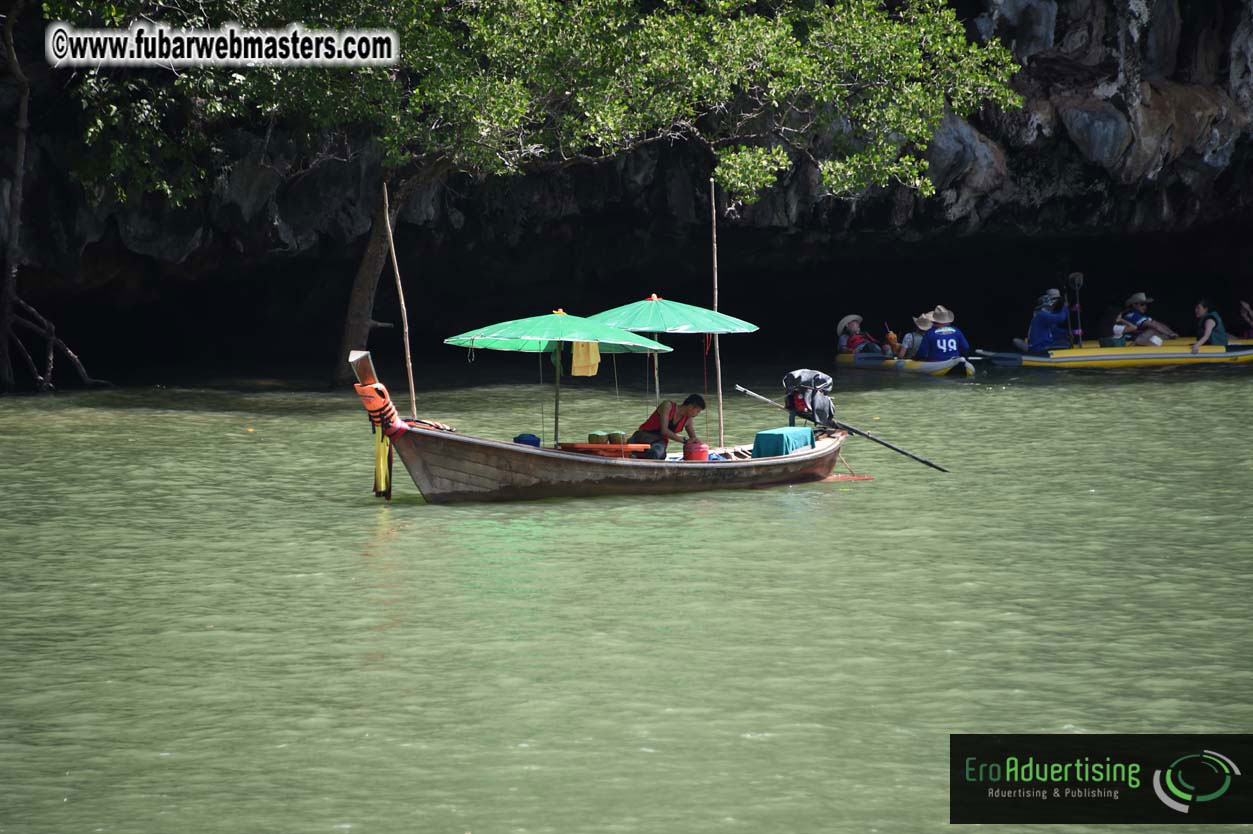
[710,178,725,448]
[652,340,660,400]
[553,346,561,446]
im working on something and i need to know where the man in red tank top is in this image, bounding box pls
[628,394,705,459]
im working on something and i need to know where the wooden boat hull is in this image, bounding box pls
[392,426,846,503]
[978,344,1253,369]
[349,347,848,504]
[835,353,975,377]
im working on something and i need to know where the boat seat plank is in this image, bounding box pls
[556,443,651,458]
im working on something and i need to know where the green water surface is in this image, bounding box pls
[2,363,1251,833]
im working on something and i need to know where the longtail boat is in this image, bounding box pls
[835,352,975,377]
[349,351,847,504]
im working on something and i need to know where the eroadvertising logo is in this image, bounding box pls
[950,734,1253,824]
[1153,750,1241,814]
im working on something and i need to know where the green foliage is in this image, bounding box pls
[714,146,792,196]
[44,0,281,203]
[46,0,1021,206]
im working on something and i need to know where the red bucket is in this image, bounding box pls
[683,441,709,461]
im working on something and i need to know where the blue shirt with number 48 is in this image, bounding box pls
[915,325,970,361]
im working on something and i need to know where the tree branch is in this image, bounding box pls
[14,302,109,387]
[0,0,29,390]
[9,331,48,390]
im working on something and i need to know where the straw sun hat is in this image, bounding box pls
[912,313,934,330]
[931,305,955,324]
[837,313,863,335]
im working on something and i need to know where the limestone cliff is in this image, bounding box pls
[3,0,1253,294]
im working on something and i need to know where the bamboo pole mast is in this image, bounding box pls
[381,182,417,419]
[710,178,724,448]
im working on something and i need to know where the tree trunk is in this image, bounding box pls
[332,175,423,387]
[0,0,29,392]
[0,0,102,393]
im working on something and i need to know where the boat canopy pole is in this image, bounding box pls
[710,178,725,448]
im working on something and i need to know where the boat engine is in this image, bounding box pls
[782,369,838,428]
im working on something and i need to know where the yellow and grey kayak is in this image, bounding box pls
[978,343,1253,369]
[1157,336,1251,348]
[835,353,975,377]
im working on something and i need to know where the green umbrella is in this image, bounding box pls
[444,310,671,444]
[586,294,758,444]
[585,293,758,334]
[445,310,673,353]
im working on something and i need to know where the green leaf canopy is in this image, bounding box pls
[444,311,673,354]
[49,0,1022,208]
[586,294,758,335]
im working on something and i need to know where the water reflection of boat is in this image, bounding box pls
[349,351,847,504]
[835,352,975,377]
[977,343,1253,369]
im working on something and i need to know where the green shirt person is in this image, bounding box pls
[1191,298,1228,352]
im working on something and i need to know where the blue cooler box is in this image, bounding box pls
[751,426,815,458]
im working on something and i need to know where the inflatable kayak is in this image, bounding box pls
[835,353,975,377]
[1158,336,1251,347]
[977,343,1253,369]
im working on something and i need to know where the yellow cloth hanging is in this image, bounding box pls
[374,431,392,499]
[571,341,600,376]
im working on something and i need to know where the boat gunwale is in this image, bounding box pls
[835,353,974,376]
[396,422,845,470]
[977,345,1253,367]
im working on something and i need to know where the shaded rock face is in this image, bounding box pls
[1056,98,1133,168]
[927,114,1010,226]
[3,0,1253,295]
[987,0,1060,62]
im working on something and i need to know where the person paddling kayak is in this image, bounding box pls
[1027,289,1071,353]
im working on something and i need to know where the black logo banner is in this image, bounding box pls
[951,734,1253,824]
